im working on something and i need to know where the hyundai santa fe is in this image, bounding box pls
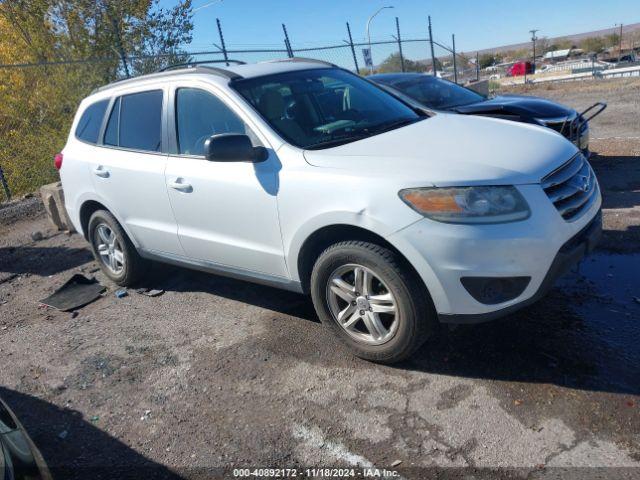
[58,59,602,363]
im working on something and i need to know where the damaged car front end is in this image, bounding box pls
[369,73,606,157]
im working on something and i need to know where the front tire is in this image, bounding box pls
[310,241,436,363]
[88,210,147,286]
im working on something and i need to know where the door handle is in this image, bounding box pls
[168,178,193,193]
[93,166,110,178]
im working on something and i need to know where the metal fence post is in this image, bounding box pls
[111,16,130,78]
[396,17,405,72]
[282,24,293,58]
[0,165,10,202]
[452,34,457,84]
[428,16,437,76]
[216,18,229,66]
[346,22,360,73]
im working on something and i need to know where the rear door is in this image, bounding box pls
[164,82,288,277]
[90,86,183,256]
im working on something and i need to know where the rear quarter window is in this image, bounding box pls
[75,99,109,144]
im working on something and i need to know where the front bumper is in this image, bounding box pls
[440,210,601,323]
[387,183,602,322]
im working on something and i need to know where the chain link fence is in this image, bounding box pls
[0,59,119,201]
[0,16,477,201]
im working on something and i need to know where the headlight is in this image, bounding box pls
[399,186,530,224]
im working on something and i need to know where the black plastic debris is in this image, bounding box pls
[39,274,106,311]
[136,287,164,297]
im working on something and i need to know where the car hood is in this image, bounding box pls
[303,113,578,186]
[454,94,575,119]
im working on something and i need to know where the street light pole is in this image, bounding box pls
[530,29,538,73]
[366,5,394,74]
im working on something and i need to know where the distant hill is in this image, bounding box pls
[472,22,640,55]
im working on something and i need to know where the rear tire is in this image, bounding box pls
[310,240,436,364]
[88,210,147,287]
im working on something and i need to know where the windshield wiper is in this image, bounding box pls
[305,117,423,150]
[371,117,422,134]
[305,132,372,150]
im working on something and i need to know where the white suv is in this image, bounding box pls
[58,59,602,363]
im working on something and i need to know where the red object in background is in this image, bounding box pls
[54,152,63,170]
[508,61,534,77]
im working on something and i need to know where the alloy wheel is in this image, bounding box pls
[326,263,398,345]
[94,223,125,275]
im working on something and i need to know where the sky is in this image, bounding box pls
[160,0,638,62]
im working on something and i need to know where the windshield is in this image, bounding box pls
[232,68,422,150]
[383,75,484,110]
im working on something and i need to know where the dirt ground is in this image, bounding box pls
[1,80,640,479]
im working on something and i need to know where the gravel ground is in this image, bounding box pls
[1,82,639,479]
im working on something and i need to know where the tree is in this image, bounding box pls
[549,37,573,51]
[49,0,194,75]
[376,52,426,74]
[1,0,194,75]
[0,0,194,195]
[478,53,501,69]
[0,12,65,194]
[605,33,620,48]
[456,52,471,70]
[580,36,606,54]
[125,0,194,73]
[535,37,550,56]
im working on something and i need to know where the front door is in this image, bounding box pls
[164,85,288,278]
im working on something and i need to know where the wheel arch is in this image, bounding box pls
[79,200,106,239]
[295,223,428,297]
[78,198,139,248]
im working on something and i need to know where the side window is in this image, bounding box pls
[103,90,163,152]
[75,99,109,144]
[175,88,257,156]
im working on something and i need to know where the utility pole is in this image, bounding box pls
[618,23,623,57]
[530,29,538,73]
[613,23,623,58]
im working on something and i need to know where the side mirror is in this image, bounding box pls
[204,134,268,162]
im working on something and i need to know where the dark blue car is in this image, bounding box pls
[369,73,605,156]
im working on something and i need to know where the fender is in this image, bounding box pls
[74,191,141,249]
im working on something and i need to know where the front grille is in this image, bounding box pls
[542,153,599,222]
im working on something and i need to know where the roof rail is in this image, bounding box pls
[264,57,338,68]
[158,59,246,72]
[90,65,244,94]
